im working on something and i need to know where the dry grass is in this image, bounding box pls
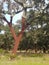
[0,52,49,65]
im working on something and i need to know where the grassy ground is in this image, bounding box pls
[0,53,49,65]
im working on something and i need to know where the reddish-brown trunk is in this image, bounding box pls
[12,31,23,54]
[8,17,26,54]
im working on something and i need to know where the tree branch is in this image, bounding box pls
[10,16,13,25]
[14,0,23,7]
[3,17,9,24]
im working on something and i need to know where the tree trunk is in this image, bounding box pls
[8,17,26,54]
[3,16,26,54]
[43,46,46,53]
[35,44,37,53]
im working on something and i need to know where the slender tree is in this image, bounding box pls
[0,0,33,54]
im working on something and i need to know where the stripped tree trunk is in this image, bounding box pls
[3,16,26,54]
[8,17,26,54]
